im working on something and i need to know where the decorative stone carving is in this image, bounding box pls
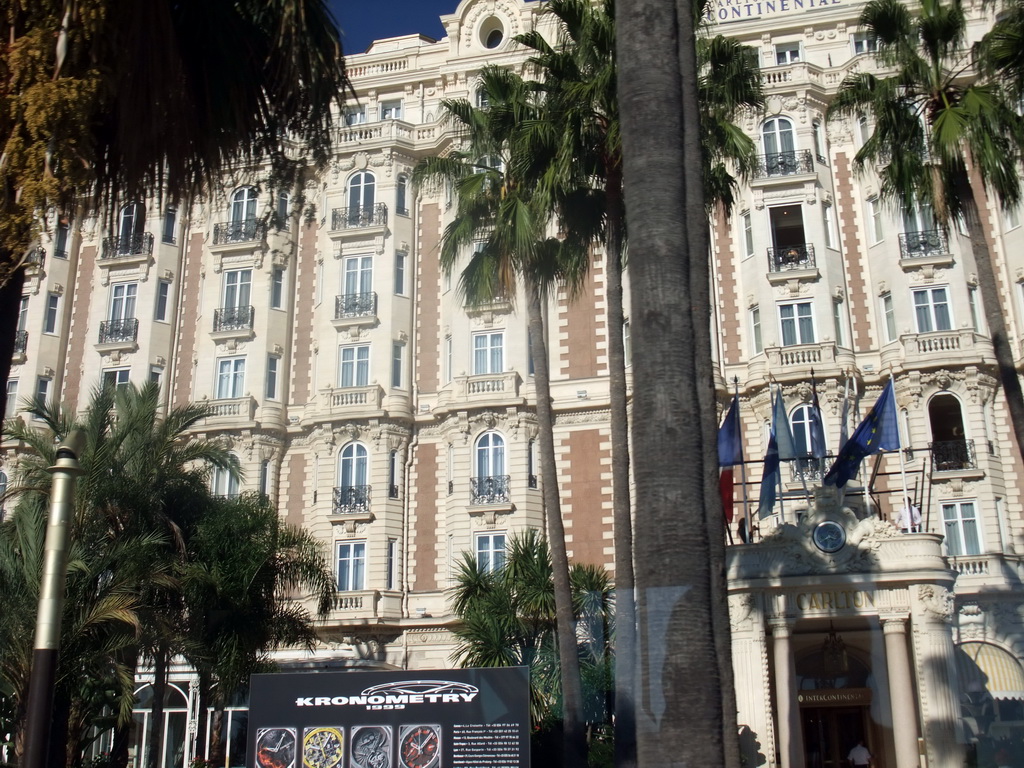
[918,585,955,622]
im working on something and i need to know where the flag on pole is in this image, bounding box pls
[758,387,789,518]
[823,379,900,488]
[718,395,743,523]
[773,387,797,460]
[838,376,851,452]
[810,378,827,460]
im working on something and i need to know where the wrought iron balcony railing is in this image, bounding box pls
[213,305,255,333]
[26,246,45,267]
[789,455,834,482]
[13,330,28,354]
[212,219,265,245]
[98,317,139,344]
[755,149,814,178]
[331,203,388,230]
[471,475,511,505]
[930,439,976,472]
[898,229,948,259]
[335,292,378,319]
[333,485,371,514]
[101,232,154,259]
[768,243,815,272]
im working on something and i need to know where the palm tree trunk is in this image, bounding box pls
[617,0,726,765]
[604,171,637,768]
[148,649,169,768]
[0,266,26,423]
[526,280,587,767]
[954,168,1024,467]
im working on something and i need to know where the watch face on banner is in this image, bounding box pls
[813,520,847,553]
[351,725,393,768]
[399,725,441,768]
[303,726,345,768]
[256,728,298,768]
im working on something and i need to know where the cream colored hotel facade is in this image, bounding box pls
[5,0,1024,766]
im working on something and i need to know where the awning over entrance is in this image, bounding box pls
[956,642,1024,700]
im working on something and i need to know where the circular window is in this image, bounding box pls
[479,16,505,49]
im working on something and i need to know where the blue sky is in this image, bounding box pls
[328,0,456,54]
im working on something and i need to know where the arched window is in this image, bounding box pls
[230,187,258,223]
[791,404,825,479]
[475,87,490,110]
[762,117,796,157]
[929,393,972,471]
[117,203,145,254]
[212,457,240,499]
[276,190,290,230]
[472,432,508,504]
[336,443,369,513]
[347,172,376,223]
[129,682,190,768]
[396,175,408,216]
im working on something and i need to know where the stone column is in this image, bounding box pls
[771,619,805,768]
[882,618,920,768]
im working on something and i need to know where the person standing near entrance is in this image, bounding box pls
[847,740,872,768]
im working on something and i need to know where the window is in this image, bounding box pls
[386,538,398,590]
[476,532,507,573]
[852,32,878,55]
[149,366,163,387]
[155,279,171,322]
[913,287,952,333]
[216,357,246,399]
[774,42,801,64]
[902,203,936,234]
[388,450,400,499]
[338,345,370,387]
[103,369,130,389]
[271,268,285,309]
[43,293,59,334]
[337,443,369,514]
[230,187,258,224]
[0,470,6,520]
[943,500,981,556]
[623,319,632,365]
[18,296,29,332]
[761,117,795,160]
[832,300,845,347]
[881,293,897,342]
[750,306,763,354]
[337,541,366,590]
[344,106,366,126]
[347,172,376,219]
[822,203,836,249]
[259,460,271,497]
[1005,205,1021,231]
[118,202,145,245]
[475,432,505,479]
[35,377,51,414]
[394,252,407,295]
[110,283,138,321]
[867,197,884,243]
[396,176,409,216]
[444,335,453,384]
[344,255,373,299]
[6,380,18,416]
[162,208,177,244]
[742,212,755,258]
[473,332,504,374]
[380,100,403,120]
[223,269,252,309]
[54,221,70,258]
[212,463,240,499]
[391,343,404,388]
[276,191,290,229]
[857,115,871,147]
[779,302,815,346]
[969,286,981,333]
[528,439,537,488]
[475,88,490,109]
[266,355,280,400]
[812,121,826,163]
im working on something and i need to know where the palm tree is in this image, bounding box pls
[0,0,351,424]
[449,530,614,742]
[977,0,1024,101]
[615,0,728,767]
[827,0,1024,464]
[413,66,591,767]
[183,492,334,763]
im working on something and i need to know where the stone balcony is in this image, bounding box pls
[949,553,1024,593]
[314,384,386,421]
[434,372,524,414]
[203,395,258,428]
[882,329,994,371]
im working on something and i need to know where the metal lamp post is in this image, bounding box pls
[22,429,85,768]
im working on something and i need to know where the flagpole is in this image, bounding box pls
[735,377,752,540]
[891,370,912,524]
[837,372,852,509]
[773,385,788,525]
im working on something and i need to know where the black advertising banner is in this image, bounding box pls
[247,667,530,768]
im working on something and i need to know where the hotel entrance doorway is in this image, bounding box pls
[801,705,871,768]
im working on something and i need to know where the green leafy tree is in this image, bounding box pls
[413,65,591,767]
[0,0,350,424]
[827,0,1024,464]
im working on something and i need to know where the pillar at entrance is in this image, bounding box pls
[771,619,805,768]
[882,617,921,768]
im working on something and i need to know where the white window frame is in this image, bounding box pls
[266,355,280,400]
[391,342,404,389]
[881,293,897,343]
[162,208,177,244]
[212,462,240,499]
[43,292,59,334]
[1005,205,1022,232]
[230,187,258,224]
[380,99,403,120]
[750,306,763,354]
[18,296,29,332]
[102,368,130,389]
[774,41,801,65]
[475,431,505,479]
[472,331,504,375]
[867,197,884,244]
[394,252,407,295]
[155,279,171,322]
[942,500,982,556]
[444,335,453,384]
[35,377,51,417]
[271,268,285,310]
[386,538,398,590]
[832,299,845,347]
[109,282,138,321]
[852,32,878,55]
[6,379,18,416]
[822,203,837,249]
[912,286,953,333]
[476,532,507,574]
[779,301,815,346]
[216,357,246,399]
[338,345,370,388]
[337,541,367,591]
[741,212,755,259]
[223,269,252,310]
[344,106,367,126]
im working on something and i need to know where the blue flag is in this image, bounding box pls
[757,430,779,519]
[810,381,827,460]
[823,379,900,488]
[773,388,797,461]
[718,395,744,467]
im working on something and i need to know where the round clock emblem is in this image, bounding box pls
[813,520,847,553]
[399,725,441,768]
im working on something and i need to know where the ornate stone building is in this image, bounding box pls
[4,0,1023,766]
